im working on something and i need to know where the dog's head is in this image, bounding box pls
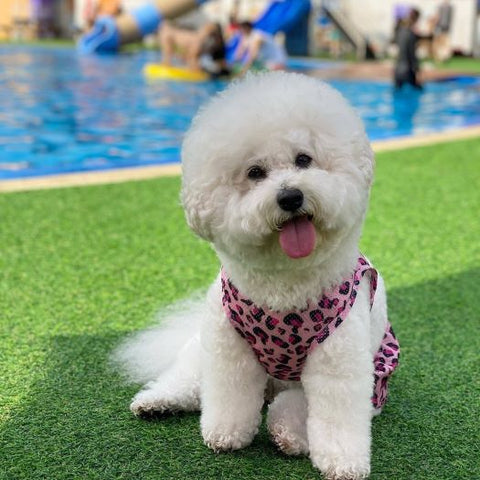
[181,72,374,270]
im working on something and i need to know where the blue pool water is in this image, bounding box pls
[1,47,479,180]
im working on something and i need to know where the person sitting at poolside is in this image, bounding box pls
[432,0,454,62]
[198,23,231,78]
[234,21,287,75]
[159,22,230,77]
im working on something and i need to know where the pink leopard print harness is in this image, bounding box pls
[221,256,399,409]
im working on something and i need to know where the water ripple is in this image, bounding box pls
[0,47,479,179]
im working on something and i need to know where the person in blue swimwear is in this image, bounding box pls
[234,21,287,75]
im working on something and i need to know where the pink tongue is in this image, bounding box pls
[279,217,316,259]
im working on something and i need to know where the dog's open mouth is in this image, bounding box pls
[279,215,316,259]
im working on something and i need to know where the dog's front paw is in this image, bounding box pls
[311,453,370,480]
[201,412,261,453]
[202,428,256,452]
[201,406,261,452]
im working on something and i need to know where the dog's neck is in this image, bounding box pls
[217,236,360,311]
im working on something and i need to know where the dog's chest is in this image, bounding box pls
[221,256,377,381]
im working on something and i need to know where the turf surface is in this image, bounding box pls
[1,138,479,480]
[438,57,480,74]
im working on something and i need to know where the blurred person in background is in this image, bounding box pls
[234,21,287,75]
[432,0,454,62]
[225,0,241,40]
[159,22,230,77]
[394,8,432,90]
[84,0,122,30]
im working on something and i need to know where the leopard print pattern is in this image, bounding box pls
[221,256,400,409]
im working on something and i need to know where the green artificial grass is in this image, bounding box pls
[1,138,479,480]
[437,56,480,74]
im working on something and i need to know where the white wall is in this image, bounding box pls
[202,0,270,24]
[73,0,88,30]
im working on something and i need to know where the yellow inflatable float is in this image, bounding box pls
[143,64,210,82]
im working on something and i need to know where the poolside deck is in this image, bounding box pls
[312,59,478,82]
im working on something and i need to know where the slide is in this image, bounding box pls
[322,6,375,59]
[226,0,311,60]
[79,0,311,56]
[78,0,207,54]
[254,0,311,55]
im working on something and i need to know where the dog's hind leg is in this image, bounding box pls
[130,335,201,417]
[267,388,309,456]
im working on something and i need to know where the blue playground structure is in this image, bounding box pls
[253,0,311,55]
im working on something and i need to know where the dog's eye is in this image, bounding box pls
[247,165,267,180]
[295,153,312,169]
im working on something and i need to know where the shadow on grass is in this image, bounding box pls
[1,269,479,480]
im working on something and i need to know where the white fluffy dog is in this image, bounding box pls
[116,72,399,480]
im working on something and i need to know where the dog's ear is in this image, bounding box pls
[340,132,374,187]
[312,132,374,186]
[355,141,375,187]
[181,184,214,242]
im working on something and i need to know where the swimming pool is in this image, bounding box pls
[1,47,479,180]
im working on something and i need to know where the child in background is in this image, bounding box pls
[234,21,287,75]
[159,22,230,77]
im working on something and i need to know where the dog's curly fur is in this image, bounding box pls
[115,72,390,479]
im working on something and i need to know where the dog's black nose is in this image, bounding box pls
[277,188,304,212]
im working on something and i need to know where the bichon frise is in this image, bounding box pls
[116,72,399,480]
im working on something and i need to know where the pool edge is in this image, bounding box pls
[1,125,480,193]
[372,124,480,152]
[0,163,182,193]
